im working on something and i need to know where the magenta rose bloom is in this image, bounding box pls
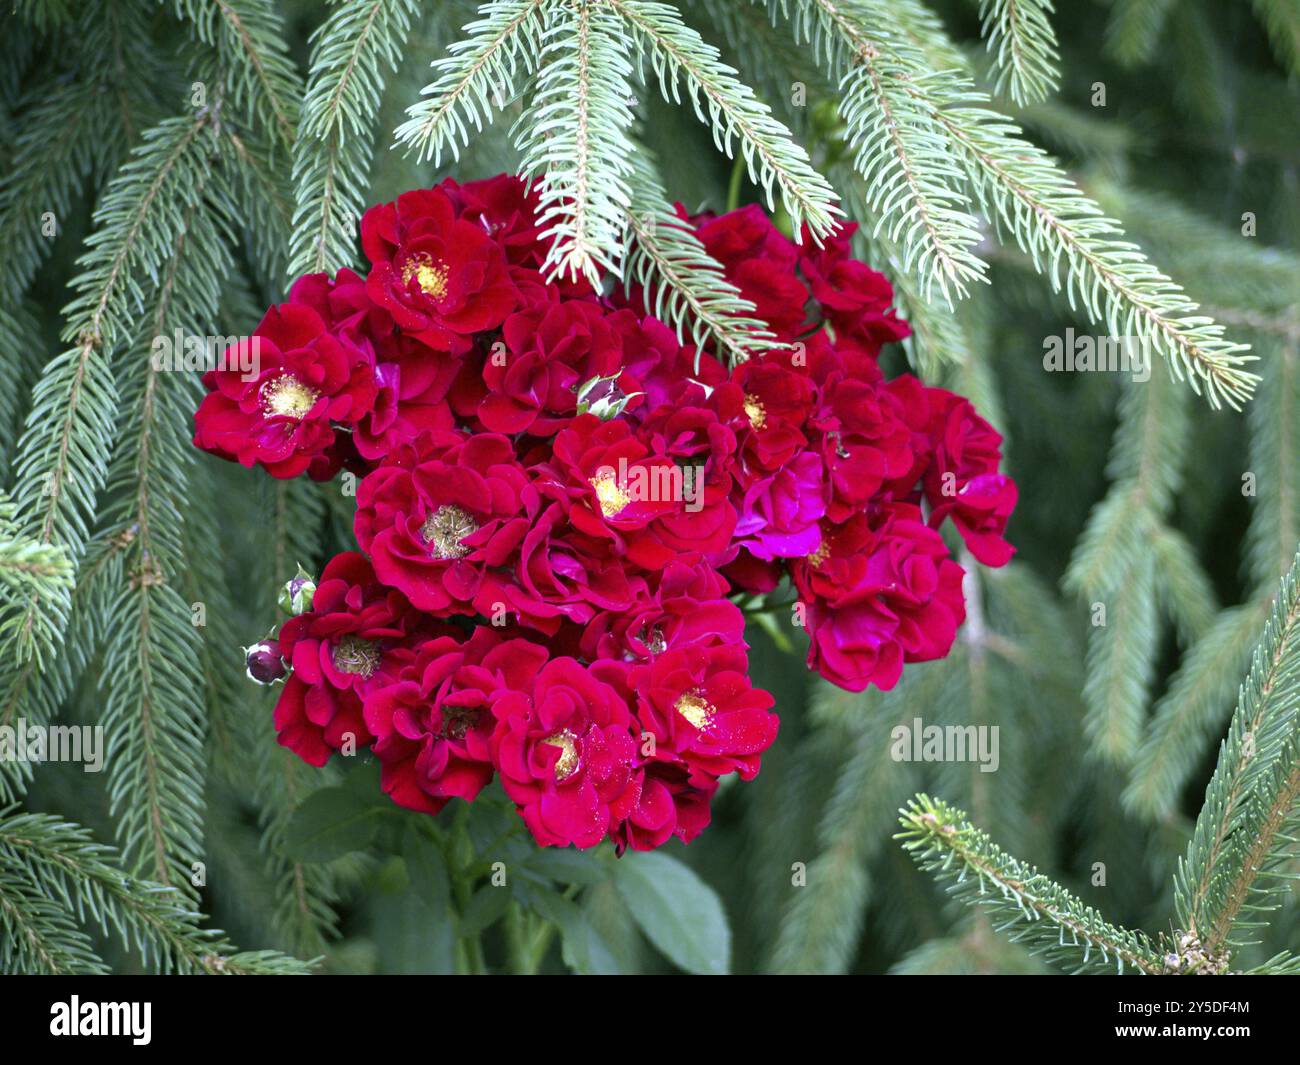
[580,560,744,662]
[798,221,910,355]
[734,450,828,560]
[354,431,537,614]
[612,763,718,853]
[273,552,426,766]
[193,299,377,480]
[624,644,779,783]
[798,504,967,691]
[502,501,647,633]
[457,300,634,436]
[490,657,640,848]
[361,186,517,352]
[921,388,1018,566]
[687,203,809,340]
[363,627,548,815]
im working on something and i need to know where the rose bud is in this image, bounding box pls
[278,564,317,615]
[245,640,288,685]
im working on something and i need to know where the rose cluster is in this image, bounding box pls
[195,174,1015,851]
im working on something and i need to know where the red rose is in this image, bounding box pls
[798,221,910,354]
[798,504,967,691]
[922,388,1017,566]
[456,300,633,435]
[193,300,377,479]
[363,627,548,814]
[624,644,779,782]
[490,657,639,848]
[361,187,517,352]
[354,431,537,614]
[272,552,428,765]
[580,560,744,662]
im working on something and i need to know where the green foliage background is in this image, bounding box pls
[1,0,1298,974]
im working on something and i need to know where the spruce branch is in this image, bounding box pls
[289,0,419,277]
[758,0,987,301]
[608,0,841,240]
[933,104,1257,408]
[1105,0,1179,67]
[897,794,1166,974]
[0,808,313,974]
[394,0,549,165]
[977,0,1060,105]
[1125,602,1270,821]
[6,113,216,671]
[1177,549,1300,954]
[623,149,782,364]
[515,0,637,285]
[760,0,1254,404]
[171,0,302,144]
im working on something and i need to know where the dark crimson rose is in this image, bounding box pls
[503,501,647,632]
[921,388,1018,566]
[798,221,910,354]
[193,300,377,480]
[361,187,517,352]
[354,431,538,614]
[490,657,639,848]
[622,644,779,783]
[797,504,967,692]
[579,560,744,662]
[364,627,548,815]
[687,203,809,339]
[272,552,428,766]
[456,300,635,436]
[612,762,717,854]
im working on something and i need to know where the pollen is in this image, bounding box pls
[332,635,381,678]
[260,374,320,420]
[541,729,580,781]
[743,393,767,430]
[401,252,449,300]
[420,503,478,560]
[590,470,630,518]
[674,691,716,731]
[806,538,830,568]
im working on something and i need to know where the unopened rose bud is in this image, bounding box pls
[576,373,639,420]
[278,564,316,615]
[245,639,287,685]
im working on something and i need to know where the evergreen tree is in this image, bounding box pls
[1,0,1297,974]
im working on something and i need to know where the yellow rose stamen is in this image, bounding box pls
[674,691,716,731]
[420,504,478,560]
[590,470,630,518]
[541,729,580,781]
[401,251,449,299]
[260,374,320,420]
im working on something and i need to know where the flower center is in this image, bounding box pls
[420,504,478,560]
[260,374,320,420]
[331,636,381,678]
[806,538,830,568]
[743,393,767,429]
[589,470,630,518]
[674,691,715,730]
[541,729,580,781]
[401,252,449,300]
[439,704,479,741]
